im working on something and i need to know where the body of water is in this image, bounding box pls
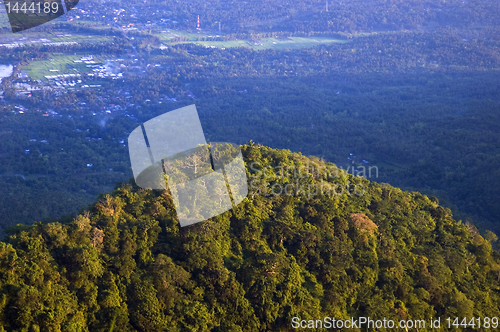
[0,65,14,83]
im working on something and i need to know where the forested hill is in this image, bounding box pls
[1,144,499,331]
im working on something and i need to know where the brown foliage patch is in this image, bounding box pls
[350,213,378,235]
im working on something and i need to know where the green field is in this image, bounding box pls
[49,34,113,43]
[156,30,349,50]
[155,30,203,42]
[21,54,104,80]
[192,37,349,50]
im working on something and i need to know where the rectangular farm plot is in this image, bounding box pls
[22,54,104,80]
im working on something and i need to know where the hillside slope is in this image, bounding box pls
[0,143,499,331]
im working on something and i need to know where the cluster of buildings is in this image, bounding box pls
[12,55,127,92]
[74,55,96,64]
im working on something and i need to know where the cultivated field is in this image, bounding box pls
[156,30,349,50]
[21,54,103,80]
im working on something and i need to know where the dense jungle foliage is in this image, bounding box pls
[0,144,499,331]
